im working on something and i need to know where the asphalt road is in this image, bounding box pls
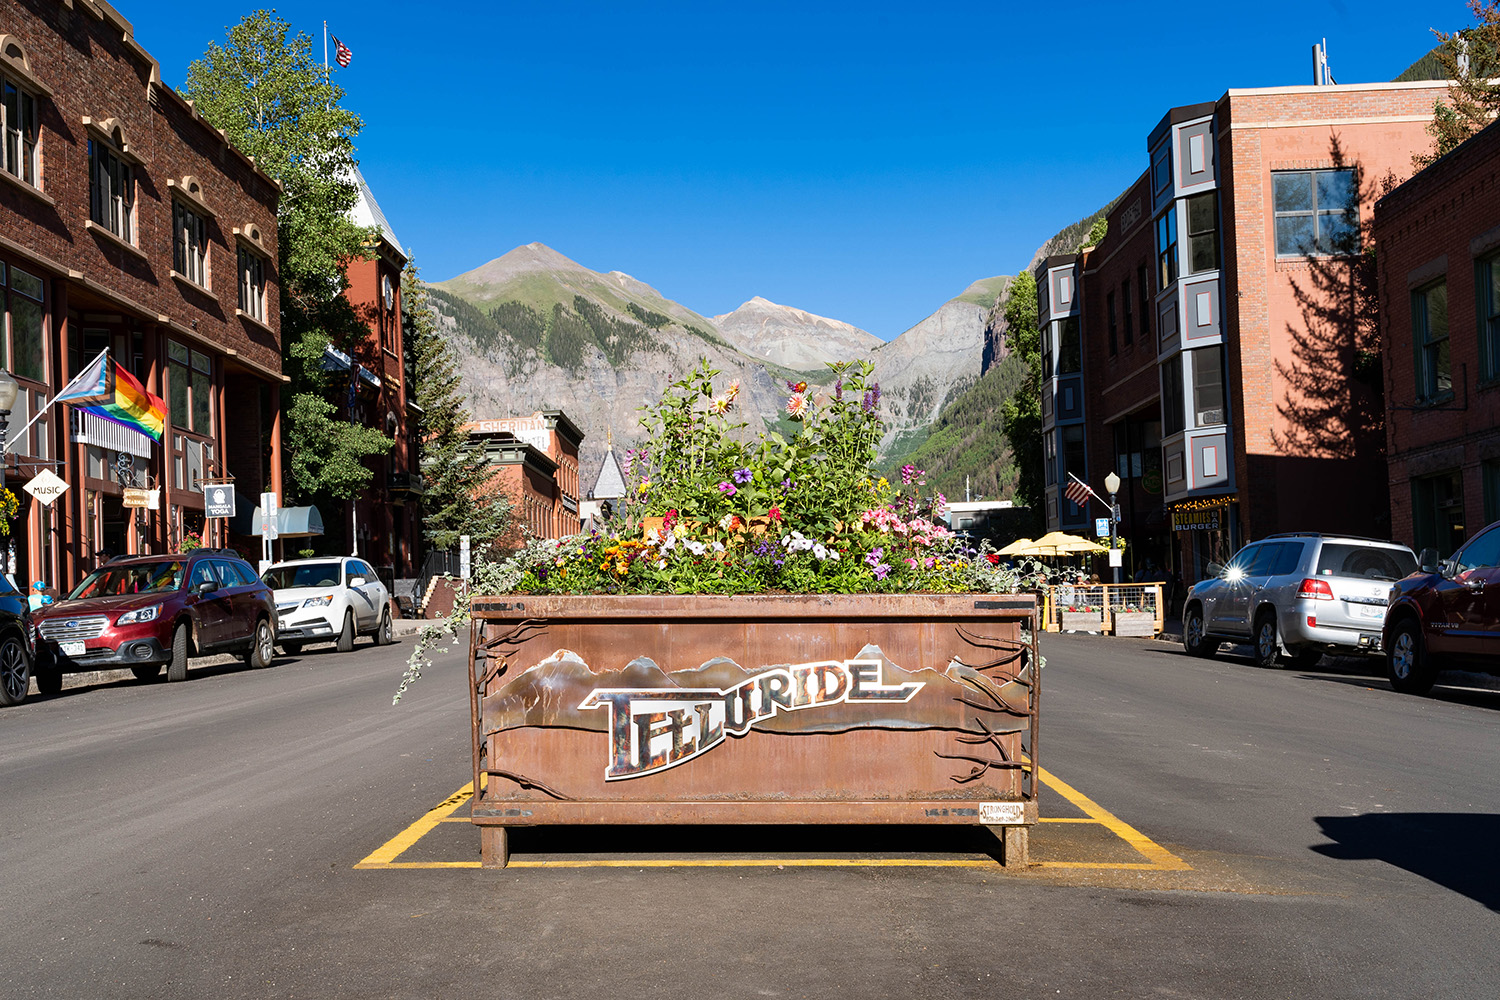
[1,630,1495,999]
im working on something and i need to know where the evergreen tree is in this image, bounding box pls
[1415,1,1500,168]
[403,262,514,551]
[183,12,391,508]
[998,271,1043,509]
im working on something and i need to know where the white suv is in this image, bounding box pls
[262,557,393,654]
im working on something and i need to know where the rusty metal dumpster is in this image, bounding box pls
[467,593,1040,867]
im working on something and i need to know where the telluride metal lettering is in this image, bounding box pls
[579,658,924,779]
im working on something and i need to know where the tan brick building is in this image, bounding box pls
[1377,117,1500,558]
[0,1,282,588]
[1052,79,1448,586]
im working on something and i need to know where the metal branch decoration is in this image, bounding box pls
[936,716,1030,783]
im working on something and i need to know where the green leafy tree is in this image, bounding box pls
[1415,0,1500,168]
[403,262,514,551]
[182,11,391,508]
[1080,216,1108,250]
[998,271,1043,509]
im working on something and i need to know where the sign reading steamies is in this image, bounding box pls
[1171,507,1222,531]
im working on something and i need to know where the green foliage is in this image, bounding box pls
[405,261,516,551]
[896,354,1027,502]
[546,302,590,371]
[685,324,727,347]
[1080,217,1108,250]
[1414,1,1500,168]
[627,302,673,329]
[425,287,501,349]
[183,11,390,504]
[999,270,1044,509]
[573,295,662,366]
[1394,46,1449,81]
[491,300,547,352]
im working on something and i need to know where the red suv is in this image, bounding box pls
[32,550,277,694]
[1383,520,1500,695]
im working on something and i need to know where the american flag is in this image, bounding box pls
[1064,474,1097,510]
[332,34,353,67]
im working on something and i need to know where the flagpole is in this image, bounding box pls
[2,348,110,454]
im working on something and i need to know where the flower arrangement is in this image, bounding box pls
[0,488,18,536]
[500,359,1045,596]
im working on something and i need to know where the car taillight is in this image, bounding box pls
[1297,578,1334,600]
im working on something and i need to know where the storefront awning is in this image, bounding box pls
[250,505,324,538]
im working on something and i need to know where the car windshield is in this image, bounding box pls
[1315,544,1417,582]
[70,561,185,599]
[263,563,343,589]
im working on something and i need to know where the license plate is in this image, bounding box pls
[1354,604,1384,620]
[60,640,87,657]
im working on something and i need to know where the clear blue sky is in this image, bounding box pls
[130,1,1454,339]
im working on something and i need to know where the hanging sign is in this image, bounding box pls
[23,469,69,506]
[204,484,236,518]
[1171,508,1222,531]
[122,487,152,508]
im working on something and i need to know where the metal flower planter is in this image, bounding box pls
[467,593,1040,867]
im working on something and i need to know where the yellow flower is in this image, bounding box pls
[638,480,651,494]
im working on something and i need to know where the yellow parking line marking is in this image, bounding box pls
[357,767,1191,872]
[1034,766,1191,871]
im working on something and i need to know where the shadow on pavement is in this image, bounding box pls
[1313,813,1500,911]
[505,824,1006,861]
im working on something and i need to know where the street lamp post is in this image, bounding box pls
[0,371,20,579]
[1104,470,1122,585]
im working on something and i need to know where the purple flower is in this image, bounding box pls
[872,563,890,581]
[717,481,738,496]
[864,546,885,568]
[861,389,875,413]
[732,467,753,485]
[835,377,844,401]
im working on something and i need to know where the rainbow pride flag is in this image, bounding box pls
[54,351,167,441]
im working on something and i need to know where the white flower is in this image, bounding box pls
[712,541,725,553]
[812,543,827,560]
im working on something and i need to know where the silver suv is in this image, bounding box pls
[1182,533,1418,667]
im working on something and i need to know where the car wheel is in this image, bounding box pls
[130,664,161,682]
[281,642,304,657]
[0,634,30,707]
[1252,612,1281,668]
[336,609,355,653]
[1387,617,1436,695]
[166,624,190,682]
[375,607,393,646]
[1285,649,1322,669]
[244,618,274,669]
[1183,604,1215,657]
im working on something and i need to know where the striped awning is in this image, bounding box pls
[70,409,153,458]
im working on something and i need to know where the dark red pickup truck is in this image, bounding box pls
[31,549,276,694]
[1384,519,1500,695]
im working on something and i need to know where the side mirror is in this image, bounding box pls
[1418,548,1441,574]
[349,577,366,588]
[195,579,217,595]
[1205,561,1224,578]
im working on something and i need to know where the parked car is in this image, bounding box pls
[1182,533,1418,667]
[1383,519,1500,695]
[31,550,277,693]
[0,575,35,707]
[262,557,392,654]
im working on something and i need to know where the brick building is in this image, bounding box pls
[1047,78,1447,584]
[0,1,282,588]
[1377,117,1500,558]
[334,167,420,576]
[462,412,582,543]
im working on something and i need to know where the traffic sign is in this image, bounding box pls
[1095,517,1110,538]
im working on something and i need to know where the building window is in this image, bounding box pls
[1107,292,1117,357]
[1191,346,1225,426]
[1156,209,1178,289]
[1186,192,1219,273]
[1138,263,1151,341]
[1152,145,1171,194]
[1411,470,1465,559]
[1162,354,1185,435]
[168,341,213,435]
[1122,278,1134,346]
[173,201,208,287]
[238,245,266,322]
[88,138,134,242]
[1484,459,1500,525]
[1,75,39,187]
[1479,254,1500,383]
[1273,169,1356,257]
[1413,280,1450,401]
[1058,317,1081,375]
[1044,431,1056,486]
[1041,322,1053,381]
[1,262,44,382]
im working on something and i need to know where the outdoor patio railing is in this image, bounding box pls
[1040,583,1165,636]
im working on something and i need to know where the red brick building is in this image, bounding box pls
[462,412,582,544]
[0,1,282,588]
[1054,79,1447,585]
[336,168,420,576]
[1376,117,1500,558]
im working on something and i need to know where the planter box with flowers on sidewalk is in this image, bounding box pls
[396,361,1048,867]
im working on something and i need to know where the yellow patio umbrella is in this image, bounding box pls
[1017,531,1108,557]
[995,538,1035,556]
